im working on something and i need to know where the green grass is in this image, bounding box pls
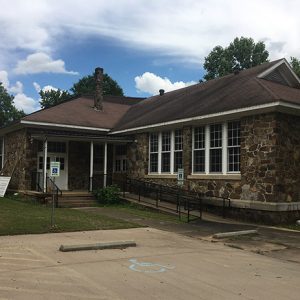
[279,224,300,231]
[0,195,141,236]
[104,202,188,223]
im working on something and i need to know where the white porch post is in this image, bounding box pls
[103,142,107,187]
[43,138,48,193]
[89,141,94,191]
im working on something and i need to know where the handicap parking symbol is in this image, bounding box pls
[128,258,175,273]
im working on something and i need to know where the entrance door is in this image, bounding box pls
[37,154,68,190]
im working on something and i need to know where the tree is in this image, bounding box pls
[39,72,124,109]
[39,89,72,109]
[203,37,269,80]
[290,57,300,78]
[0,83,25,127]
[71,73,124,96]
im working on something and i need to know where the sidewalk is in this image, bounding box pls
[79,200,300,264]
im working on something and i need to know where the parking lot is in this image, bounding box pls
[0,227,299,300]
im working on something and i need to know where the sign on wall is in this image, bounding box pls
[0,176,11,197]
[177,168,184,186]
[50,162,60,177]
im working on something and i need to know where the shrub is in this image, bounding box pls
[93,185,121,205]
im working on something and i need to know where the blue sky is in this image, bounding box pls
[0,0,300,113]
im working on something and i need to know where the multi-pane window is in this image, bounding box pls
[209,124,222,172]
[174,130,183,172]
[148,130,182,174]
[161,132,171,172]
[228,121,241,172]
[193,127,205,172]
[149,133,159,173]
[38,141,66,153]
[115,145,127,172]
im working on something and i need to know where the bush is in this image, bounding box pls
[93,185,121,205]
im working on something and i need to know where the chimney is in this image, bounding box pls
[159,89,165,96]
[94,67,103,111]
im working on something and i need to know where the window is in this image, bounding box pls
[114,145,127,172]
[149,133,159,173]
[209,124,222,172]
[174,130,183,172]
[38,141,66,153]
[149,130,182,174]
[193,127,205,172]
[161,132,171,172]
[228,121,241,172]
[192,121,241,174]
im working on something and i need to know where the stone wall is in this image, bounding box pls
[3,128,38,190]
[241,113,300,203]
[128,112,300,205]
[127,133,148,178]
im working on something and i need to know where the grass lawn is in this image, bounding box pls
[99,202,188,223]
[0,196,141,236]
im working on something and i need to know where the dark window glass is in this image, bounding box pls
[174,152,183,172]
[150,153,158,173]
[210,124,222,148]
[227,121,241,172]
[210,149,222,172]
[194,150,205,172]
[161,152,170,172]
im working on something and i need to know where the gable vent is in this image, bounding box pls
[264,69,289,87]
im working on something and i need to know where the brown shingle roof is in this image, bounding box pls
[22,95,144,130]
[112,60,300,132]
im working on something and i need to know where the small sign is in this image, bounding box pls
[0,176,11,197]
[177,168,184,186]
[50,162,60,177]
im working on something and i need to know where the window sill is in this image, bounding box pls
[187,174,241,180]
[145,174,177,179]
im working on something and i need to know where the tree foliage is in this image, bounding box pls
[290,57,300,78]
[39,72,124,109]
[0,83,25,127]
[39,89,72,109]
[203,37,269,80]
[71,73,124,96]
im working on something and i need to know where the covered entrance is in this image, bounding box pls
[32,132,132,193]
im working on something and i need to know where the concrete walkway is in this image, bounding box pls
[0,228,300,299]
[80,206,300,264]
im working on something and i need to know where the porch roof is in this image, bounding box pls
[22,95,144,131]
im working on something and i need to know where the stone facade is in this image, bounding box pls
[2,128,38,191]
[127,112,300,206]
[241,113,300,203]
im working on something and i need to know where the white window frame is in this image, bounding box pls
[161,131,171,173]
[227,121,241,173]
[192,126,206,173]
[149,133,159,173]
[173,129,183,174]
[192,121,241,175]
[148,129,182,174]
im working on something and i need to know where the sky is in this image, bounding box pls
[0,0,300,113]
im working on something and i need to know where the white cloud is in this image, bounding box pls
[33,82,58,93]
[14,52,78,75]
[135,72,196,95]
[13,93,40,113]
[9,81,23,94]
[0,70,23,93]
[0,71,9,89]
[1,1,300,68]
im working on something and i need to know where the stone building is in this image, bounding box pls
[1,59,300,222]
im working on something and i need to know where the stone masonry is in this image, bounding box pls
[127,112,300,204]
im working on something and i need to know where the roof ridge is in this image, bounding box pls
[254,78,281,100]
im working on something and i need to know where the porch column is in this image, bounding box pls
[103,142,107,187]
[89,141,94,192]
[43,138,48,193]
